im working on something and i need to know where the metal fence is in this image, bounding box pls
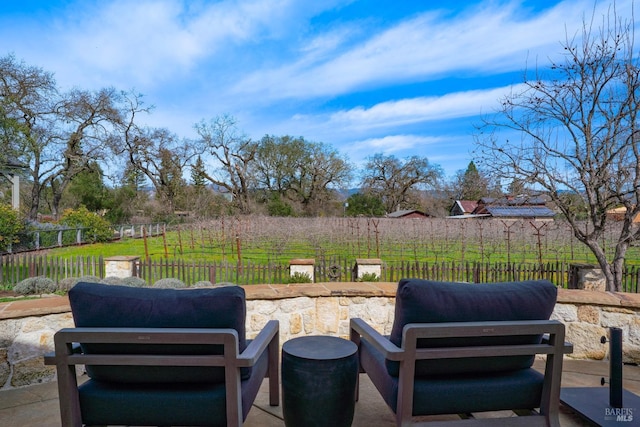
[2,254,639,292]
[3,223,166,254]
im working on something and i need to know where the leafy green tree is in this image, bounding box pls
[105,165,149,224]
[65,162,112,212]
[122,161,147,192]
[105,185,137,224]
[448,161,500,202]
[0,203,23,251]
[253,135,352,215]
[266,193,294,217]
[252,135,305,197]
[458,161,484,200]
[191,155,207,190]
[345,193,385,217]
[117,126,195,214]
[158,147,187,211]
[60,206,112,243]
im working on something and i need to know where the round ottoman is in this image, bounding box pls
[281,335,358,427]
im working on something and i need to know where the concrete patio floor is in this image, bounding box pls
[1,359,639,427]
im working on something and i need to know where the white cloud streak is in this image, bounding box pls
[231,0,613,100]
[325,85,526,130]
[2,0,346,89]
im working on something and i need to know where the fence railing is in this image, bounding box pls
[3,223,166,254]
[2,254,639,292]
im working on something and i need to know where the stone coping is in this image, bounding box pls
[1,282,639,321]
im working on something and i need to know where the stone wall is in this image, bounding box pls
[1,282,639,390]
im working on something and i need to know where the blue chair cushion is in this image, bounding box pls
[360,338,544,416]
[69,282,247,383]
[386,279,557,377]
[77,343,269,427]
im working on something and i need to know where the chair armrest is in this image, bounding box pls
[238,320,279,367]
[542,333,574,354]
[44,343,82,365]
[350,318,404,361]
[47,327,242,367]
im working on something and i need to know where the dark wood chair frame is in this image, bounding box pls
[350,318,573,427]
[44,320,279,427]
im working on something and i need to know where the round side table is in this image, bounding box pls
[281,335,358,427]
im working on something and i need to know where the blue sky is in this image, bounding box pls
[1,0,637,179]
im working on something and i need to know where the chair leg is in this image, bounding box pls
[268,331,280,406]
[56,364,83,427]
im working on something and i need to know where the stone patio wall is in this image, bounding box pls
[1,282,639,390]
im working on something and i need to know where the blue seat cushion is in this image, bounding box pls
[78,343,269,427]
[69,281,247,383]
[360,338,544,416]
[386,279,557,377]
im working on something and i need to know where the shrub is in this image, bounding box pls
[357,272,380,282]
[152,278,186,288]
[77,275,102,284]
[14,276,57,295]
[60,206,113,243]
[100,276,122,285]
[58,277,78,292]
[0,204,24,252]
[100,276,147,288]
[213,281,237,287]
[284,272,313,284]
[193,280,214,288]
[116,276,147,287]
[267,194,294,217]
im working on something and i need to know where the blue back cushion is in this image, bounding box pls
[387,279,557,377]
[69,282,247,383]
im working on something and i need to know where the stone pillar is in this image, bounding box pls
[568,263,606,291]
[289,259,315,282]
[104,256,140,278]
[354,259,382,281]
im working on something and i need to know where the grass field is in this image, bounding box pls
[40,216,640,266]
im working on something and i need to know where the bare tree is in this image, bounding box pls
[47,87,123,216]
[0,55,138,219]
[361,153,442,213]
[118,126,194,214]
[476,5,639,291]
[0,54,57,219]
[195,115,257,214]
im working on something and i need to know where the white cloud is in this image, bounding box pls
[57,0,308,87]
[231,0,627,101]
[323,85,525,131]
[348,134,442,155]
[3,0,346,90]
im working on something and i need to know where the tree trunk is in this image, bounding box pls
[587,240,621,292]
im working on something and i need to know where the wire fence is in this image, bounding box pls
[3,223,166,254]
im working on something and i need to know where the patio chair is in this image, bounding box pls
[350,279,572,427]
[44,282,279,427]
